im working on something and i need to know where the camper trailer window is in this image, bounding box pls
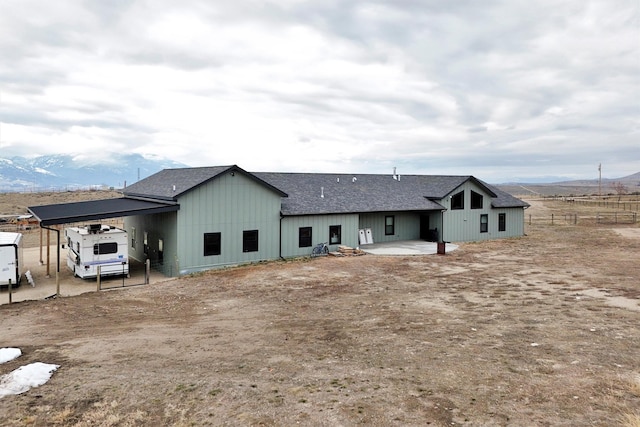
[93,242,118,255]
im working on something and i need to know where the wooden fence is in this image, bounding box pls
[528,212,637,226]
[560,197,640,212]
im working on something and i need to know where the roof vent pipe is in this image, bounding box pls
[352,177,357,183]
[393,167,397,179]
[172,185,176,192]
[321,186,324,198]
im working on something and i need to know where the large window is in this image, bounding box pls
[498,213,506,232]
[385,215,395,235]
[243,230,259,252]
[480,214,488,233]
[451,191,464,210]
[94,242,118,255]
[204,232,221,256]
[299,227,312,248]
[329,225,342,245]
[471,190,483,209]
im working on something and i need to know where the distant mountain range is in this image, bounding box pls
[497,171,640,196]
[0,154,188,192]
[1,154,638,196]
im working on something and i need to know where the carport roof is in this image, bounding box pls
[28,197,179,226]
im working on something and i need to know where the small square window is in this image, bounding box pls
[329,225,341,245]
[204,232,221,256]
[243,230,259,252]
[299,227,312,248]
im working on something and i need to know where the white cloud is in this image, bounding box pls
[0,0,637,182]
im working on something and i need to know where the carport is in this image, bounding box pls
[27,197,179,294]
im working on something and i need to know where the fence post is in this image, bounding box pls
[97,265,101,291]
[8,278,12,304]
[551,213,554,225]
[529,214,531,225]
[145,259,150,285]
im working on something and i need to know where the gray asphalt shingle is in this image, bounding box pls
[123,165,529,215]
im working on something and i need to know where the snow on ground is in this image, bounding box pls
[0,348,59,397]
[0,348,22,364]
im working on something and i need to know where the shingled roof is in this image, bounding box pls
[123,165,287,201]
[255,173,528,215]
[122,165,528,215]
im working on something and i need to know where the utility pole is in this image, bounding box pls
[598,163,602,197]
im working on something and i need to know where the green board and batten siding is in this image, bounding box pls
[440,180,525,242]
[280,214,360,257]
[126,211,178,277]
[175,171,283,274]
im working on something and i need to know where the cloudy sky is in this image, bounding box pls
[0,0,638,183]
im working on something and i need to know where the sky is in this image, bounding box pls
[0,0,638,183]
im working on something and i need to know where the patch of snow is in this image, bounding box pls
[0,362,60,397]
[0,348,22,364]
[34,167,56,176]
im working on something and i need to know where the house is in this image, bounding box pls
[121,165,528,277]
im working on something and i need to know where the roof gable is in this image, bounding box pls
[123,165,287,201]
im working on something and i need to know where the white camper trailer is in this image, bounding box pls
[65,224,129,279]
[0,232,23,288]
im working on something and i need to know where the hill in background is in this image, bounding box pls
[497,171,640,197]
[0,154,187,192]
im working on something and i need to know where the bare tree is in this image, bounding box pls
[611,181,628,202]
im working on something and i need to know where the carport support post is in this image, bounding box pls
[145,259,150,284]
[41,225,61,296]
[46,228,51,277]
[97,266,101,291]
[39,227,43,264]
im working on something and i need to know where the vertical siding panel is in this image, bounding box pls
[441,181,526,242]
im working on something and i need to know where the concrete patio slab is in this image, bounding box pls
[361,240,459,256]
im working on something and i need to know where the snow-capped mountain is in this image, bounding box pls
[0,154,188,191]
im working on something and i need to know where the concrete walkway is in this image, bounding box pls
[361,240,459,256]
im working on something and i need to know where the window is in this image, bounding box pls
[480,214,488,233]
[143,231,149,256]
[299,227,312,248]
[471,191,483,209]
[204,232,221,256]
[329,225,341,245]
[243,230,259,252]
[94,242,118,255]
[131,227,136,249]
[385,215,395,235]
[451,191,464,210]
[158,239,164,264]
[498,213,506,232]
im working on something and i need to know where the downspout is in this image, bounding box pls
[279,213,284,260]
[41,224,61,296]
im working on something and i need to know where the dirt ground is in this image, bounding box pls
[1,194,639,426]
